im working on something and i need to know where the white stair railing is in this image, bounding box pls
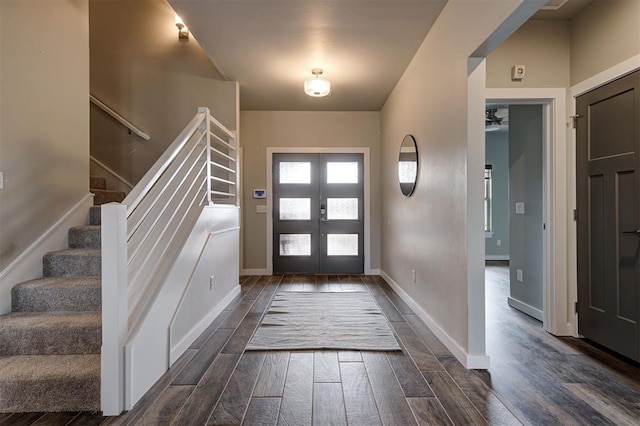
[100,107,237,415]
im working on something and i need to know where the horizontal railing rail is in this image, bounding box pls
[101,107,237,415]
[90,94,151,140]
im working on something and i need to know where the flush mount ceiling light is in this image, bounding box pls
[304,68,331,97]
[175,14,189,40]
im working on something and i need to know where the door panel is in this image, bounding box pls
[577,70,640,362]
[273,153,364,274]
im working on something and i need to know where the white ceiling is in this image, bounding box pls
[169,0,595,112]
[169,0,447,111]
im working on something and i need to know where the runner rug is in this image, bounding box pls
[246,291,401,351]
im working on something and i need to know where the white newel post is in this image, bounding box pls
[199,107,213,206]
[101,203,128,415]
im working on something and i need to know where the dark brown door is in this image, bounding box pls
[576,70,640,362]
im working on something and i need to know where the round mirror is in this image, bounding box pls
[398,134,418,196]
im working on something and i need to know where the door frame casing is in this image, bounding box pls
[486,87,569,336]
[569,54,640,338]
[266,147,372,275]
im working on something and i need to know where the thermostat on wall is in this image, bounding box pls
[253,189,266,199]
[511,65,525,81]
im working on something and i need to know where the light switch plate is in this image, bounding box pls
[516,269,523,282]
[515,202,525,215]
[256,205,267,213]
[0,172,3,190]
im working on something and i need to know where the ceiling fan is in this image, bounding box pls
[485,108,508,132]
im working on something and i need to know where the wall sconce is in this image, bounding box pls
[304,69,331,97]
[175,14,189,41]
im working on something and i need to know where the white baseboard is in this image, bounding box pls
[169,285,241,364]
[485,255,509,261]
[0,194,94,314]
[366,268,381,275]
[90,155,134,193]
[507,296,544,321]
[380,270,490,369]
[241,268,269,276]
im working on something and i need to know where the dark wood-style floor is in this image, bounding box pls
[1,268,638,425]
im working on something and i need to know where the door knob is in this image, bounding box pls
[621,229,640,235]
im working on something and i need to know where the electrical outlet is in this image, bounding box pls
[412,269,416,284]
[515,202,525,215]
[516,269,523,282]
[496,239,501,246]
[209,276,215,290]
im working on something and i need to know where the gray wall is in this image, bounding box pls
[508,105,543,312]
[89,0,237,185]
[0,0,90,271]
[485,131,509,258]
[239,111,382,271]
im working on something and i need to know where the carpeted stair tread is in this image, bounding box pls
[0,354,100,412]
[43,249,101,277]
[89,175,107,190]
[89,206,101,225]
[68,225,101,249]
[91,188,125,205]
[0,311,101,356]
[12,277,101,312]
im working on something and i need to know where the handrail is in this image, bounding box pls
[90,94,151,141]
[101,107,238,415]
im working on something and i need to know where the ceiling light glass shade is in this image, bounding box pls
[304,77,331,97]
[485,123,501,132]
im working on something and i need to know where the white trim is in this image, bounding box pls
[380,270,490,369]
[367,268,381,276]
[266,147,372,275]
[0,194,94,314]
[567,55,640,338]
[486,87,571,337]
[508,296,544,321]
[485,255,509,261]
[241,268,269,276]
[169,285,241,363]
[90,155,134,191]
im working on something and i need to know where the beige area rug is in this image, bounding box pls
[246,291,401,351]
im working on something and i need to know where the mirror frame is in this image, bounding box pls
[398,134,419,197]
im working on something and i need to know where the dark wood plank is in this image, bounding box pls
[221,312,262,354]
[240,275,261,297]
[289,274,306,292]
[370,292,404,322]
[390,321,443,372]
[407,397,453,426]
[315,274,330,292]
[136,385,194,425]
[386,352,434,397]
[278,352,313,426]
[340,361,382,426]
[423,371,488,425]
[0,413,44,426]
[327,275,342,292]
[172,328,233,385]
[374,276,414,314]
[438,356,520,425]
[361,351,416,426]
[243,276,269,300]
[249,288,277,315]
[244,397,281,426]
[339,274,356,292]
[209,352,266,425]
[312,383,347,425]
[313,350,341,383]
[254,351,290,397]
[338,350,362,362]
[171,353,241,426]
[116,348,197,425]
[404,314,451,358]
[31,412,77,425]
[219,300,254,329]
[188,310,231,349]
[564,382,640,426]
[266,275,284,291]
[66,412,113,425]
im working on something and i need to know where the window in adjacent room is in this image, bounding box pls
[484,165,492,235]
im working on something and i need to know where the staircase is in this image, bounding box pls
[0,176,124,413]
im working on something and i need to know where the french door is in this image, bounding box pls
[273,153,364,274]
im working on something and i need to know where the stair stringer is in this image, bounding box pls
[121,205,240,410]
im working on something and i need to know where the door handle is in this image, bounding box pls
[621,229,640,235]
[320,203,326,221]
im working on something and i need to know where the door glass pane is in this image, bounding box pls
[327,234,358,256]
[280,162,311,184]
[327,162,358,184]
[279,234,311,256]
[327,198,358,220]
[279,198,311,220]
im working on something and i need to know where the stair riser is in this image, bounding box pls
[12,287,101,312]
[0,325,101,356]
[43,254,101,277]
[68,227,101,249]
[91,189,125,205]
[89,206,101,225]
[89,175,107,190]
[0,376,100,412]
